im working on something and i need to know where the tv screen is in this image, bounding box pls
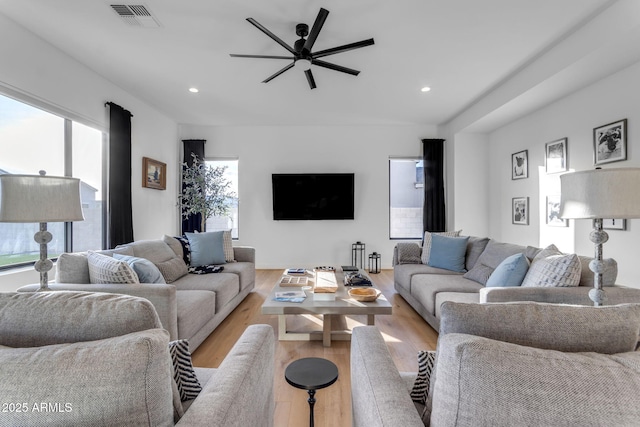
[272,173,355,220]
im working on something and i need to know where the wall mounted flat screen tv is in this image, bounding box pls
[272,173,355,220]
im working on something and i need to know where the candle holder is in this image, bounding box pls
[351,241,365,270]
[368,252,381,274]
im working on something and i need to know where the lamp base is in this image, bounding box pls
[589,218,608,306]
[33,222,53,291]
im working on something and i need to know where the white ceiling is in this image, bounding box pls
[0,0,613,127]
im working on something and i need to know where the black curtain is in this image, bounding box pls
[422,138,446,233]
[106,102,134,248]
[181,139,206,234]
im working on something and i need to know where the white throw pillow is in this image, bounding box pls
[521,244,581,287]
[87,251,139,284]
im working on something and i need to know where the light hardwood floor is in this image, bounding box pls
[191,269,438,427]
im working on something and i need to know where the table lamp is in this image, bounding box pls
[0,171,84,291]
[559,168,640,306]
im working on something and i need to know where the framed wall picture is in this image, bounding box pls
[512,150,528,180]
[603,218,626,230]
[512,197,529,225]
[594,119,627,165]
[142,157,166,190]
[546,195,567,227]
[545,138,568,174]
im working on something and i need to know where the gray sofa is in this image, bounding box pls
[351,301,640,426]
[18,237,255,350]
[0,291,275,426]
[394,236,640,330]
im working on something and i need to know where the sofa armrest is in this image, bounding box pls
[17,283,178,340]
[480,285,640,306]
[233,246,255,263]
[177,324,275,427]
[351,326,424,427]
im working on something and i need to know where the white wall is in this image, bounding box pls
[0,14,179,291]
[486,59,640,287]
[179,125,436,269]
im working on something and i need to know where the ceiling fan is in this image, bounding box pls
[230,8,374,89]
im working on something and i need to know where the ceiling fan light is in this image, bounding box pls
[295,59,312,71]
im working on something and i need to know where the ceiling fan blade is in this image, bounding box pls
[312,38,375,59]
[303,8,329,53]
[246,18,296,55]
[230,54,295,60]
[312,59,360,76]
[305,69,317,89]
[262,62,295,83]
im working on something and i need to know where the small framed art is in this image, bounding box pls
[603,219,626,230]
[142,157,166,190]
[512,150,528,180]
[594,119,627,165]
[546,195,567,227]
[512,197,529,225]
[545,138,567,174]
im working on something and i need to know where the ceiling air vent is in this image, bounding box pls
[110,4,161,27]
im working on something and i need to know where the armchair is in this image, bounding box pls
[0,291,275,426]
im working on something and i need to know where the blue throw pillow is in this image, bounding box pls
[113,254,166,284]
[428,234,470,273]
[486,253,530,287]
[185,231,226,267]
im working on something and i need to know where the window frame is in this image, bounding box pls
[0,89,107,271]
[388,156,424,240]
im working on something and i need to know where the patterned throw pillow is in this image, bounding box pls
[155,257,188,284]
[421,230,461,264]
[223,230,235,262]
[521,244,582,287]
[86,251,140,284]
[410,350,436,405]
[169,339,202,401]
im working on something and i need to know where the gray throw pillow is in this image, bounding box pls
[521,244,581,288]
[87,251,139,284]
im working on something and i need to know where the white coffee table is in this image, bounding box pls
[261,268,392,347]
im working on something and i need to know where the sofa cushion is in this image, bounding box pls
[176,290,216,340]
[465,236,490,271]
[428,235,469,273]
[486,253,530,287]
[463,240,527,285]
[113,253,166,284]
[430,333,640,427]
[156,257,189,284]
[163,234,184,259]
[218,262,256,292]
[411,275,482,315]
[521,244,581,288]
[186,231,226,267]
[177,273,239,312]
[87,251,139,284]
[439,302,640,354]
[578,255,617,287]
[0,329,174,426]
[169,339,202,401]
[421,230,461,264]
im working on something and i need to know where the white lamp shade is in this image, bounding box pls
[560,168,640,219]
[0,174,84,223]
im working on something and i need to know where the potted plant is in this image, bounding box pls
[179,153,236,231]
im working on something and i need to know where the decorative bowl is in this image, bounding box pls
[348,287,380,302]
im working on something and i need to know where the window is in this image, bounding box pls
[389,158,424,239]
[204,159,239,239]
[0,93,105,269]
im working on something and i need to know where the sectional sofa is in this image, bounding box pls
[18,235,255,350]
[394,234,640,330]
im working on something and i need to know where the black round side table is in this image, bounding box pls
[285,357,339,427]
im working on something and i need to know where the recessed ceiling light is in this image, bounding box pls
[189,87,199,93]
[421,86,431,93]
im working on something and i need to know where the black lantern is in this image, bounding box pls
[352,241,365,269]
[368,252,381,274]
